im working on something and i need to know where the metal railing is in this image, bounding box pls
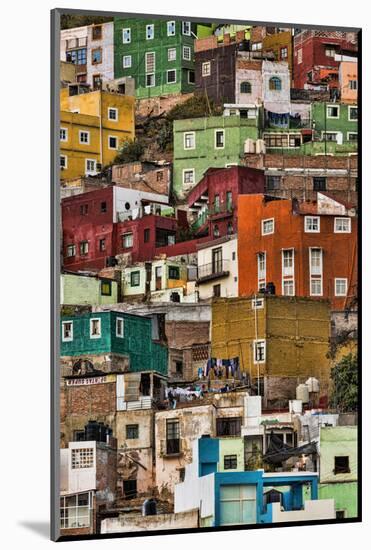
[197,260,230,281]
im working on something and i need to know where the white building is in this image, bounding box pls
[196,235,238,300]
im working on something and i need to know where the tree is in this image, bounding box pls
[330,353,358,412]
[114,140,144,164]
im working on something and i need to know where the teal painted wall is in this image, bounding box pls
[113,18,210,98]
[173,115,261,196]
[312,102,358,142]
[61,274,118,306]
[60,311,168,375]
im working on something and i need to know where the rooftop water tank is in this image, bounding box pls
[296,384,309,403]
[306,377,320,393]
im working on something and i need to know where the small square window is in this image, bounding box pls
[215,130,225,149]
[202,62,211,77]
[167,21,176,36]
[254,340,266,363]
[168,48,176,61]
[262,218,274,235]
[66,244,76,257]
[90,318,101,338]
[146,73,155,87]
[62,321,73,342]
[334,456,350,474]
[71,448,94,469]
[213,284,221,297]
[122,233,133,249]
[85,159,96,175]
[126,424,139,439]
[130,271,140,287]
[100,201,107,213]
[79,131,90,144]
[122,28,131,44]
[313,177,327,191]
[335,278,347,296]
[116,317,124,337]
[60,128,68,142]
[349,80,357,90]
[310,278,322,296]
[108,108,118,121]
[305,216,320,233]
[92,48,102,64]
[283,280,294,296]
[167,69,176,84]
[123,479,137,499]
[348,106,358,121]
[334,217,351,233]
[108,136,118,149]
[327,105,339,118]
[123,55,132,68]
[79,241,89,255]
[168,265,180,280]
[92,25,102,40]
[252,298,264,309]
[146,24,154,40]
[183,169,195,185]
[184,132,195,149]
[266,175,281,191]
[188,70,195,84]
[101,280,111,296]
[99,238,106,251]
[224,454,237,470]
[325,47,336,57]
[60,155,67,169]
[182,21,191,35]
[183,46,191,61]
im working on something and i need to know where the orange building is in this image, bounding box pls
[338,58,358,103]
[237,193,357,310]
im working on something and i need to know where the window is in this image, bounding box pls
[348,106,358,121]
[108,136,118,149]
[213,284,221,297]
[60,154,68,169]
[349,80,357,90]
[79,241,89,255]
[71,447,94,469]
[252,298,264,310]
[122,232,133,249]
[327,105,339,119]
[215,130,225,149]
[224,455,238,470]
[156,171,163,181]
[146,74,155,87]
[216,418,241,437]
[62,321,73,342]
[188,70,195,84]
[313,177,327,191]
[183,46,191,60]
[167,21,176,36]
[90,318,101,338]
[92,48,102,64]
[80,204,88,215]
[85,159,96,175]
[297,48,302,64]
[116,317,124,337]
[220,485,256,526]
[168,265,180,280]
[227,222,234,235]
[122,28,131,43]
[182,21,191,35]
[166,419,180,454]
[184,132,195,149]
[334,217,351,233]
[310,247,323,296]
[280,47,288,59]
[335,278,348,296]
[92,74,101,90]
[323,132,338,142]
[202,61,211,77]
[99,238,106,251]
[130,271,140,287]
[126,424,139,439]
[240,81,251,94]
[257,252,266,289]
[283,280,294,296]
[79,130,90,144]
[253,340,266,363]
[252,42,262,51]
[167,69,177,84]
[334,456,350,474]
[226,191,233,210]
[325,47,336,57]
[60,127,68,141]
[66,48,87,65]
[336,510,346,519]
[101,280,111,296]
[145,51,155,73]
[60,492,92,529]
[262,218,274,235]
[123,55,132,68]
[123,479,137,499]
[144,228,150,243]
[168,47,176,61]
[305,216,320,233]
[183,169,195,185]
[100,201,107,213]
[348,132,358,142]
[66,244,76,258]
[269,77,282,90]
[213,225,220,238]
[310,278,322,296]
[92,25,102,40]
[108,107,118,121]
[175,360,183,374]
[282,249,294,276]
[266,175,281,190]
[146,24,154,40]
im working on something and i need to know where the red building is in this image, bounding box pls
[237,192,357,310]
[293,30,358,91]
[62,187,189,271]
[187,165,265,240]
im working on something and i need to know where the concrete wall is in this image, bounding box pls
[101,509,199,533]
[61,274,118,305]
[262,60,291,114]
[271,499,335,522]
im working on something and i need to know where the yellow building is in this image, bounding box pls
[211,295,331,407]
[60,86,135,180]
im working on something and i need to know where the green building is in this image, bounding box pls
[318,425,358,519]
[60,273,119,306]
[61,311,168,376]
[114,18,212,98]
[173,111,262,197]
[312,102,358,144]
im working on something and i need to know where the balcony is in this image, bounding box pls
[197,260,230,284]
[209,202,234,220]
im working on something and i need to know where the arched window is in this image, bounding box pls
[269,77,282,91]
[240,81,252,94]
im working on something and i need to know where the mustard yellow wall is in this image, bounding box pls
[60,89,135,180]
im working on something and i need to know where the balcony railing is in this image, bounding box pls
[197,260,230,284]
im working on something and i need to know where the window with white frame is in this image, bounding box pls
[215,129,225,149]
[347,132,358,142]
[60,155,68,169]
[168,47,176,61]
[122,232,133,248]
[60,492,93,530]
[305,216,320,233]
[145,52,155,74]
[167,21,176,36]
[116,317,124,337]
[326,105,339,119]
[182,21,191,35]
[202,61,211,77]
[184,132,195,149]
[183,169,195,185]
[90,318,101,338]
[62,321,73,342]
[146,24,154,40]
[253,340,266,363]
[310,247,323,296]
[325,47,336,57]
[348,106,358,121]
[183,46,191,60]
[257,251,266,290]
[79,130,90,144]
[349,80,357,90]
[85,159,96,175]
[283,280,294,296]
[66,244,76,257]
[167,69,176,84]
[322,131,338,142]
[108,135,118,149]
[122,28,131,43]
[108,107,118,121]
[262,218,274,235]
[71,447,94,469]
[334,217,351,233]
[60,127,68,141]
[79,241,89,255]
[146,73,155,87]
[282,249,294,276]
[123,55,132,68]
[252,297,264,309]
[335,278,347,296]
